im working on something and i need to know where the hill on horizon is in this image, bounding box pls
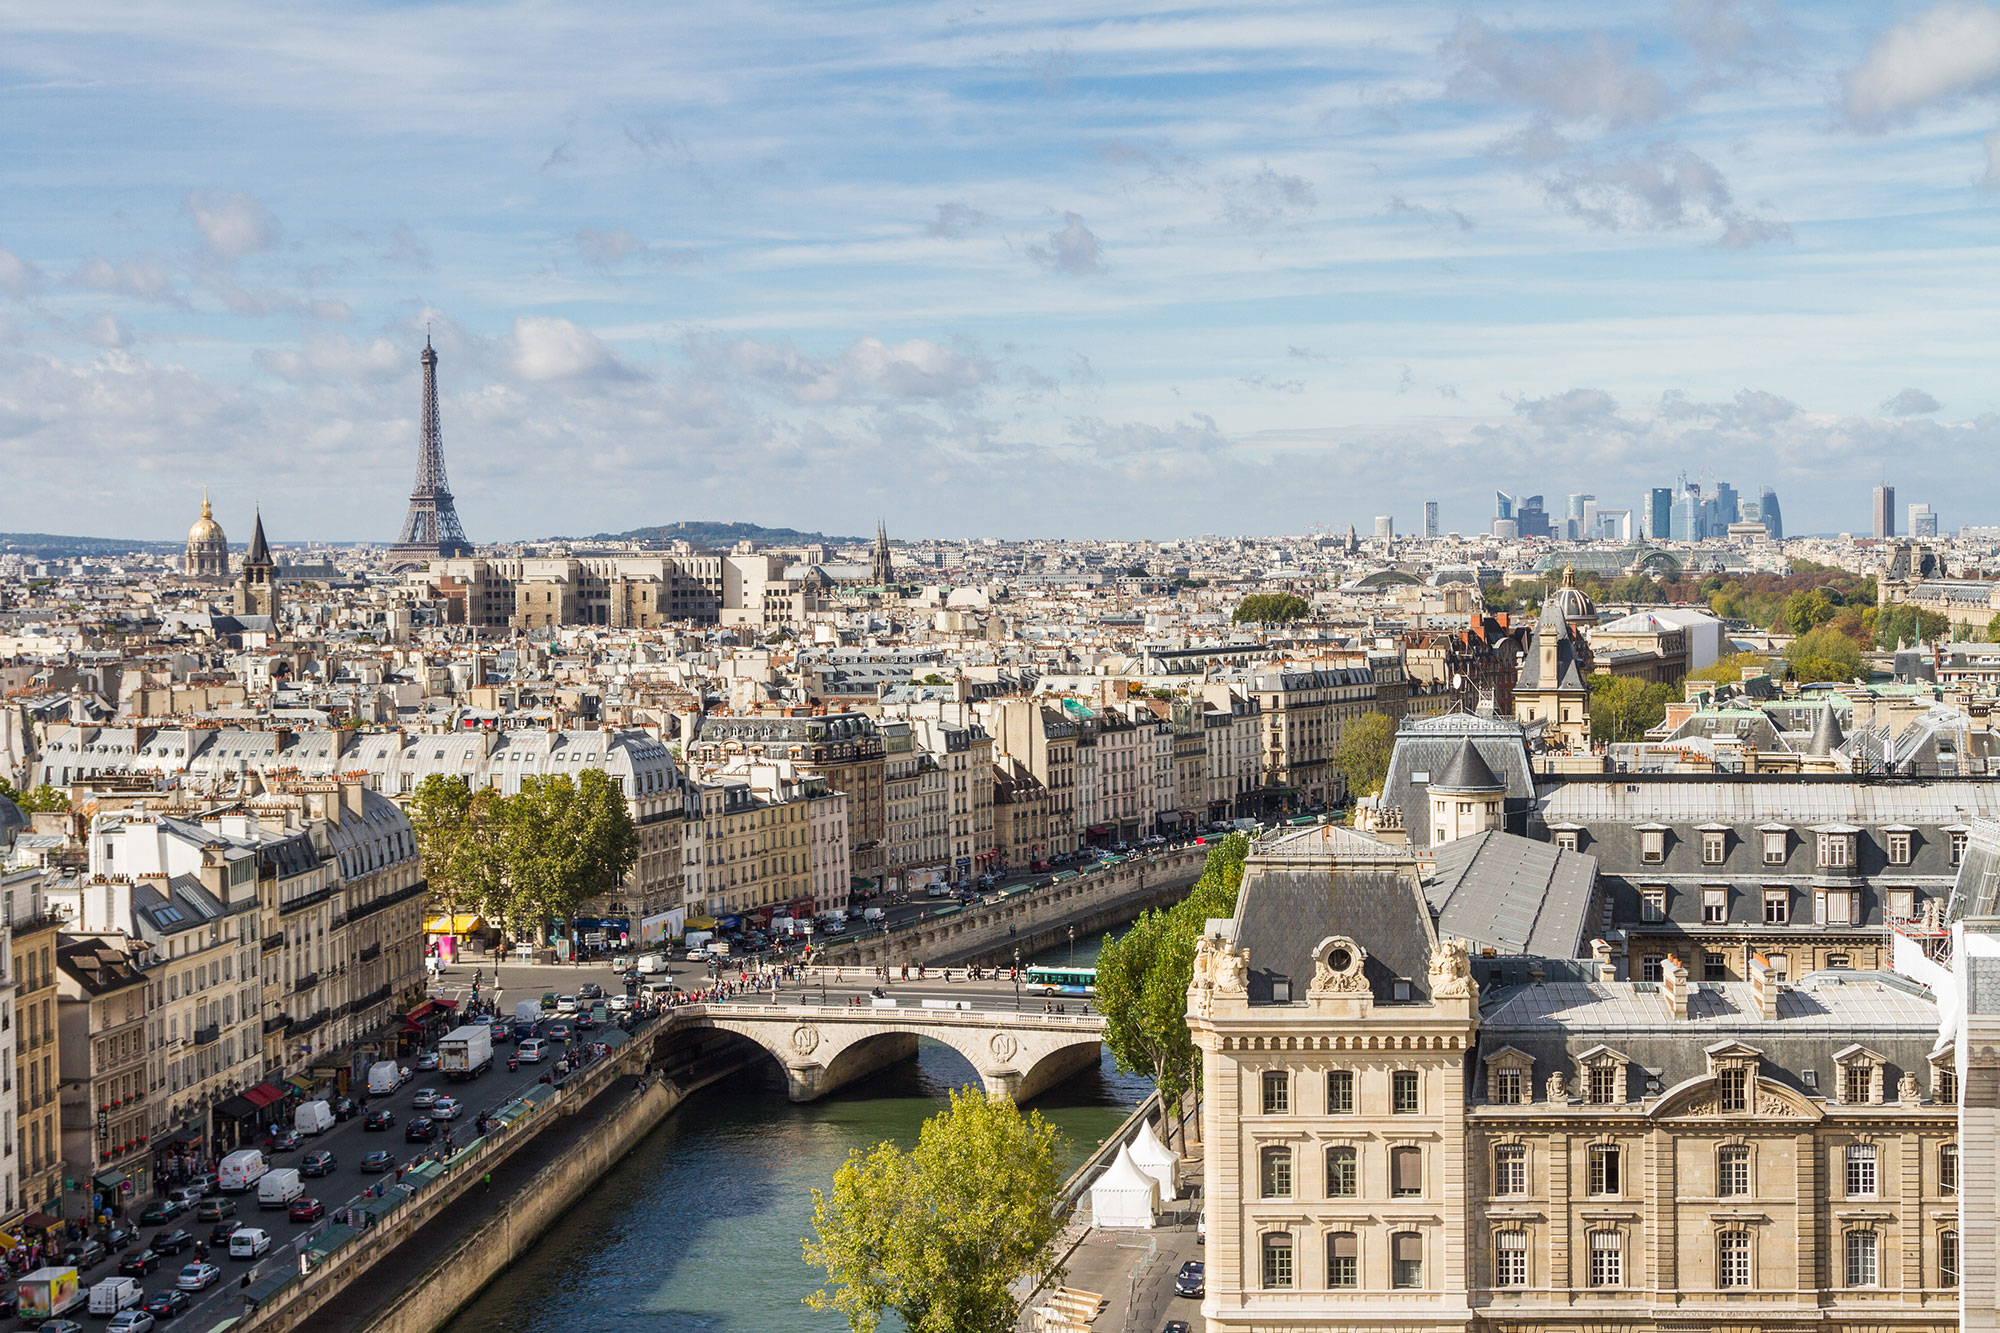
[593,520,862,547]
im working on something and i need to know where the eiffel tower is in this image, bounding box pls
[390,336,474,561]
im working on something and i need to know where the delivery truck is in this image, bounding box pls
[438,1023,494,1081]
[16,1266,82,1321]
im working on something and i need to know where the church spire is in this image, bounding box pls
[245,508,271,567]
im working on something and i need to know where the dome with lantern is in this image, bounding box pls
[185,489,229,579]
[1543,564,1597,628]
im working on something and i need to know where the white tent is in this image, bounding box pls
[1088,1143,1159,1229]
[1127,1117,1180,1202]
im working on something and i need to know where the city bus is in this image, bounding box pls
[1024,965,1097,996]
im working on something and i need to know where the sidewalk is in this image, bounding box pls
[1015,1213,1205,1332]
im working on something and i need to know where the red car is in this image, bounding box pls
[287,1197,324,1223]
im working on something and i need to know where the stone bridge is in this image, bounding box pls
[669,1002,1107,1103]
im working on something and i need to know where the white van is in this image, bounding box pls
[218,1149,266,1194]
[293,1100,334,1137]
[87,1278,141,1315]
[861,907,884,922]
[367,1060,403,1096]
[257,1168,302,1209]
[636,953,665,975]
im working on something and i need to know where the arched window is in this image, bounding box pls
[1717,1230,1752,1287]
[1717,1145,1750,1197]
[1327,1231,1359,1288]
[1260,1145,1293,1199]
[1325,1146,1357,1198]
[1261,1233,1294,1289]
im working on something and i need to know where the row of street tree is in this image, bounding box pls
[404,771,639,944]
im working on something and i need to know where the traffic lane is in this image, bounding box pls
[168,1034,596,1323]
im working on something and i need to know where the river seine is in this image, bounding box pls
[441,931,1146,1333]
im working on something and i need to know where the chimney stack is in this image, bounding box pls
[1749,952,1780,1020]
[1660,955,1689,1019]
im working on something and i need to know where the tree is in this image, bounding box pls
[500,771,640,942]
[1686,652,1770,686]
[1587,675,1673,744]
[1873,604,1950,650]
[804,1088,1068,1333]
[1232,592,1310,624]
[1785,625,1866,684]
[1987,611,2000,643]
[1782,589,1836,635]
[0,779,68,814]
[1332,711,1397,799]
[1095,835,1246,1148]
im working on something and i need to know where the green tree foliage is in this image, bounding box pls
[1587,675,1674,743]
[803,1088,1068,1333]
[1987,612,2000,643]
[1232,592,1311,624]
[1873,603,1950,650]
[1782,589,1836,634]
[501,770,640,941]
[1333,711,1397,799]
[1095,835,1247,1147]
[0,779,69,814]
[405,776,506,914]
[1686,652,1771,686]
[1785,625,1867,684]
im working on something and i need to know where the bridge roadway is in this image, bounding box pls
[691,975,1105,1102]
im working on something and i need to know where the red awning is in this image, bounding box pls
[403,1001,436,1023]
[22,1213,58,1231]
[434,998,458,1012]
[243,1084,286,1109]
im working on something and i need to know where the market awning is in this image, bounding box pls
[684,916,717,931]
[423,914,488,935]
[0,1230,18,1251]
[287,1074,317,1093]
[214,1095,258,1120]
[22,1213,58,1231]
[164,1127,204,1146]
[92,1170,128,1194]
[403,1000,437,1023]
[244,1083,287,1109]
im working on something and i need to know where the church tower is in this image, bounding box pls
[871,520,893,587]
[234,510,279,620]
[185,489,229,579]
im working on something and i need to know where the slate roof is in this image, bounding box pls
[1381,713,1535,851]
[1233,834,1436,1006]
[1422,830,1598,958]
[1433,735,1503,792]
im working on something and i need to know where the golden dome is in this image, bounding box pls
[188,490,225,544]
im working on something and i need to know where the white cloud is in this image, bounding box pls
[1882,386,1942,415]
[66,256,179,305]
[1514,387,1621,432]
[81,314,132,348]
[1444,17,1670,127]
[576,227,642,267]
[1027,212,1105,276]
[1842,2,2000,129]
[926,203,987,239]
[1220,167,1317,229]
[0,247,43,299]
[504,316,643,384]
[254,332,409,385]
[725,335,990,406]
[185,189,282,263]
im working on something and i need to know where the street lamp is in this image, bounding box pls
[1013,946,1021,1013]
[1068,924,1076,966]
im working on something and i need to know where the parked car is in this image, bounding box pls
[106,1311,155,1333]
[143,1289,191,1320]
[1173,1260,1205,1297]
[300,1150,336,1178]
[115,1251,160,1278]
[414,1051,441,1071]
[138,1199,183,1225]
[207,1221,242,1246]
[266,1129,303,1154]
[430,1097,461,1121]
[404,1117,438,1143]
[150,1230,194,1255]
[411,1087,440,1109]
[193,1199,236,1223]
[227,1228,271,1259]
[177,1262,221,1291]
[360,1151,395,1174]
[287,1197,324,1223]
[363,1109,395,1131]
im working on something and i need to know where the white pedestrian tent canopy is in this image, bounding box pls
[1126,1117,1180,1202]
[1087,1143,1159,1229]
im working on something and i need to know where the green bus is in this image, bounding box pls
[1024,965,1097,997]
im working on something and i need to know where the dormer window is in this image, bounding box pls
[1702,831,1726,865]
[1577,1047,1629,1105]
[1762,828,1789,864]
[1886,830,1913,865]
[1484,1047,1534,1105]
[1834,1046,1885,1106]
[1641,828,1666,864]
[1817,830,1855,868]
[1555,830,1579,852]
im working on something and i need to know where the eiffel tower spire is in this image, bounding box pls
[391,335,473,560]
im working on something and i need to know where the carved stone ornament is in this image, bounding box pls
[990,1032,1019,1061]
[1546,1071,1568,1101]
[1310,936,1369,994]
[791,1025,821,1056]
[1757,1094,1801,1118]
[1897,1071,1920,1104]
[1215,943,1250,994]
[1192,934,1219,992]
[1428,937,1475,998]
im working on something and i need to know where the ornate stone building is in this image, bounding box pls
[184,491,228,580]
[233,511,278,621]
[1190,825,1958,1332]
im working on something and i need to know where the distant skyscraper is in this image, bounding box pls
[1712,481,1739,531]
[1874,484,1896,540]
[1758,486,1784,541]
[1646,488,1673,541]
[1495,491,1516,522]
[1423,501,1439,539]
[1374,515,1394,543]
[1566,493,1589,522]
[1910,503,1938,539]
[1515,495,1550,539]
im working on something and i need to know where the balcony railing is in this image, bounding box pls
[292,1009,330,1037]
[263,1015,291,1036]
[191,1024,220,1047]
[293,972,320,995]
[357,943,381,963]
[344,878,429,924]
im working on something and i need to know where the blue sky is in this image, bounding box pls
[5,0,2000,542]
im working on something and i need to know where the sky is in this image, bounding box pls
[5,1,2000,543]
